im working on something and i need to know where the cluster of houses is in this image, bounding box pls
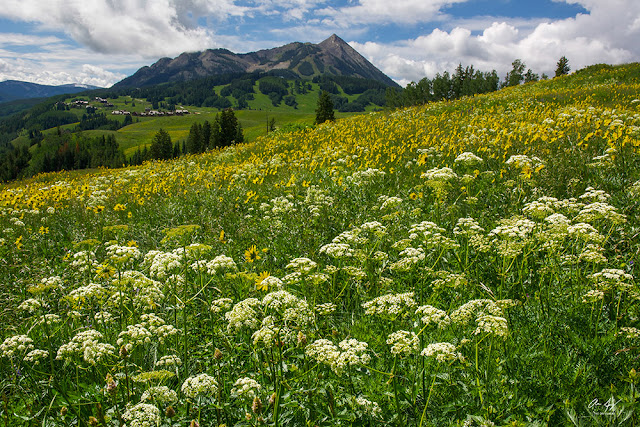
[94,97,115,108]
[63,97,190,118]
[111,108,190,117]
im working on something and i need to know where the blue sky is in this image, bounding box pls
[0,0,637,87]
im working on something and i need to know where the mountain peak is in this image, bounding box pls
[114,36,398,88]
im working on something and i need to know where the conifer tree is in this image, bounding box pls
[315,90,335,124]
[555,56,570,77]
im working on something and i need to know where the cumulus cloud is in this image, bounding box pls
[317,0,467,26]
[352,0,640,84]
[0,56,126,87]
[0,0,251,58]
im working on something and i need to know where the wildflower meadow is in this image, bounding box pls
[2,63,640,426]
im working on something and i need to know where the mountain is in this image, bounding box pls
[0,80,101,103]
[114,34,399,88]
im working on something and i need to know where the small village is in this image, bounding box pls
[65,97,190,117]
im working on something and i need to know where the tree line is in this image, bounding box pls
[129,108,245,165]
[387,56,572,108]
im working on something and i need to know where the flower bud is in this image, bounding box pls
[165,406,176,418]
[214,348,223,360]
[252,396,263,414]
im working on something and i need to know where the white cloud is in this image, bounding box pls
[0,0,251,58]
[0,56,126,87]
[317,0,467,26]
[352,0,640,84]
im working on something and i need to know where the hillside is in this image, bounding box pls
[0,73,392,181]
[0,80,100,103]
[114,34,399,88]
[1,63,640,426]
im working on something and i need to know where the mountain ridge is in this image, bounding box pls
[0,80,101,103]
[114,34,398,88]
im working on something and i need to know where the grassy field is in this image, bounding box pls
[1,63,640,426]
[21,80,364,157]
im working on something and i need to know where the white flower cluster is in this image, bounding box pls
[363,292,417,317]
[315,302,337,315]
[70,250,97,274]
[18,298,42,313]
[145,250,181,280]
[574,202,626,224]
[117,324,153,352]
[140,313,179,343]
[305,338,370,375]
[415,305,451,328]
[24,349,49,364]
[454,151,483,166]
[140,386,178,405]
[122,402,161,427]
[286,257,318,273]
[421,167,458,181]
[66,283,108,306]
[346,168,386,186]
[589,268,634,290]
[421,342,464,363]
[56,329,115,365]
[39,313,62,326]
[450,299,503,326]
[94,311,116,325]
[211,298,233,314]
[430,271,468,290]
[1,335,34,358]
[207,255,238,275]
[567,222,604,243]
[231,377,262,401]
[522,199,556,220]
[360,221,387,238]
[390,247,425,271]
[181,373,218,399]
[582,289,605,303]
[619,327,640,339]
[106,244,142,265]
[267,195,297,215]
[489,217,536,240]
[378,195,403,210]
[453,217,485,236]
[578,244,607,264]
[319,242,354,258]
[354,396,382,417]
[304,186,334,217]
[474,314,508,338]
[579,187,610,203]
[387,330,419,355]
[261,275,285,290]
[505,155,543,169]
[332,228,367,245]
[155,354,182,369]
[226,298,262,331]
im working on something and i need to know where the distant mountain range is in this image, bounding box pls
[0,80,101,103]
[114,34,399,88]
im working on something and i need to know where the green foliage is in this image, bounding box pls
[315,91,335,124]
[3,62,640,426]
[556,56,571,77]
[505,59,527,87]
[149,128,173,160]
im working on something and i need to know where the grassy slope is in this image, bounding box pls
[2,63,640,425]
[15,80,364,157]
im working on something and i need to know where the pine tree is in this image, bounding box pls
[555,56,570,77]
[149,129,173,160]
[505,59,526,87]
[315,91,335,125]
